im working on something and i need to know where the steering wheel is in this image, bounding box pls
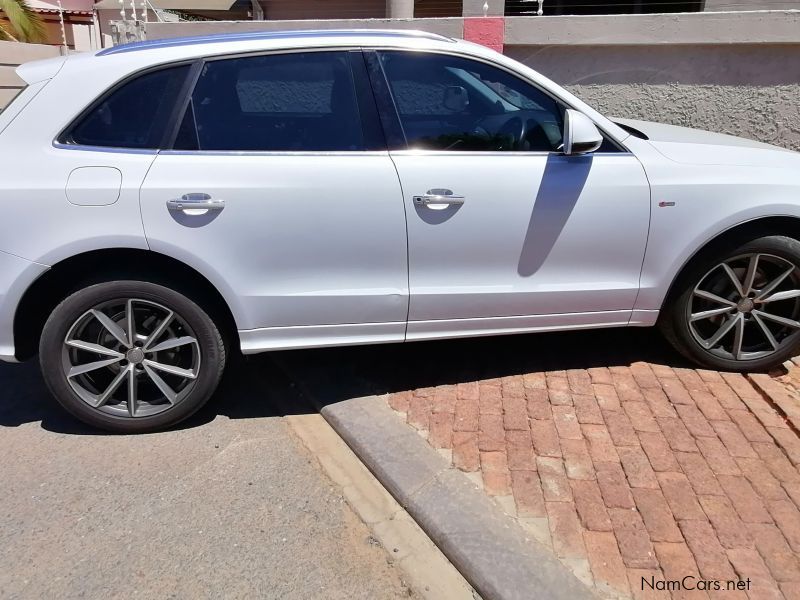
[495,116,528,151]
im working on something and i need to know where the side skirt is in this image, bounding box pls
[239,321,405,353]
[406,310,635,341]
[238,310,660,353]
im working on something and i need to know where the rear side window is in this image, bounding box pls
[61,65,190,149]
[173,51,366,152]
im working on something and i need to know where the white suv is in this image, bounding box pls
[2,30,800,432]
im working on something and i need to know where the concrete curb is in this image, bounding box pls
[286,414,475,600]
[321,396,594,600]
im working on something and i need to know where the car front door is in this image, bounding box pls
[139,50,408,351]
[368,50,651,339]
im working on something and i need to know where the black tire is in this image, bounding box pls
[39,280,226,433]
[660,235,800,372]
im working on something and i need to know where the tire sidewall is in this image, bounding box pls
[39,280,225,433]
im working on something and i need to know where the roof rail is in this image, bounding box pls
[97,28,454,57]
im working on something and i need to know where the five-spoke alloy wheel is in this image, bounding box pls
[662,235,800,371]
[40,281,226,433]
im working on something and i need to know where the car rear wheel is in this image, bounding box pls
[661,235,800,372]
[39,281,226,433]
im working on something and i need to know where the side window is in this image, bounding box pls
[62,65,190,149]
[174,51,366,152]
[377,51,564,152]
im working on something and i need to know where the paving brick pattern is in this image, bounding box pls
[387,361,800,599]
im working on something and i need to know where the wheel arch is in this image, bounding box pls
[14,248,240,361]
[659,215,800,315]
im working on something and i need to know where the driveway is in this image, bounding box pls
[0,357,413,599]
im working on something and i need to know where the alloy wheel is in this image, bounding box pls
[61,298,201,418]
[688,253,800,361]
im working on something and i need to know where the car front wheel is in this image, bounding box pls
[661,235,800,372]
[39,281,226,433]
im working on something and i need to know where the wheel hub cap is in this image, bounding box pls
[736,298,755,313]
[126,347,145,364]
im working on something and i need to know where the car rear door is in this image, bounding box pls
[139,50,409,351]
[367,49,651,339]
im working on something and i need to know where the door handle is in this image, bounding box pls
[413,189,465,211]
[166,193,225,213]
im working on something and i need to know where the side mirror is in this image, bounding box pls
[443,86,469,112]
[563,109,603,155]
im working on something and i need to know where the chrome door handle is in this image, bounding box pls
[413,189,465,210]
[166,193,225,212]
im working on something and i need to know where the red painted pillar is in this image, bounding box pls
[462,17,505,53]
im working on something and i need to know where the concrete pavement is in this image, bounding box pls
[0,358,415,599]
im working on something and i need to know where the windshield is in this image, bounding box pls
[445,67,552,112]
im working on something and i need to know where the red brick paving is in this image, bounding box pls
[586,530,631,597]
[387,358,800,599]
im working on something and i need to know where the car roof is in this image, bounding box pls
[96,29,456,57]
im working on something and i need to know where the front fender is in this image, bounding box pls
[627,134,800,312]
[637,204,800,311]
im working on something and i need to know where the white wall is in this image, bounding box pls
[0,41,61,108]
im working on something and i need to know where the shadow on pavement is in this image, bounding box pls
[0,326,693,435]
[257,326,693,407]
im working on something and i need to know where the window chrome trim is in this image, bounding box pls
[52,141,158,155]
[389,149,634,157]
[51,144,631,159]
[157,149,391,157]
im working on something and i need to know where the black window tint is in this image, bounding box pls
[174,99,199,150]
[176,52,365,151]
[65,65,189,149]
[378,51,564,152]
